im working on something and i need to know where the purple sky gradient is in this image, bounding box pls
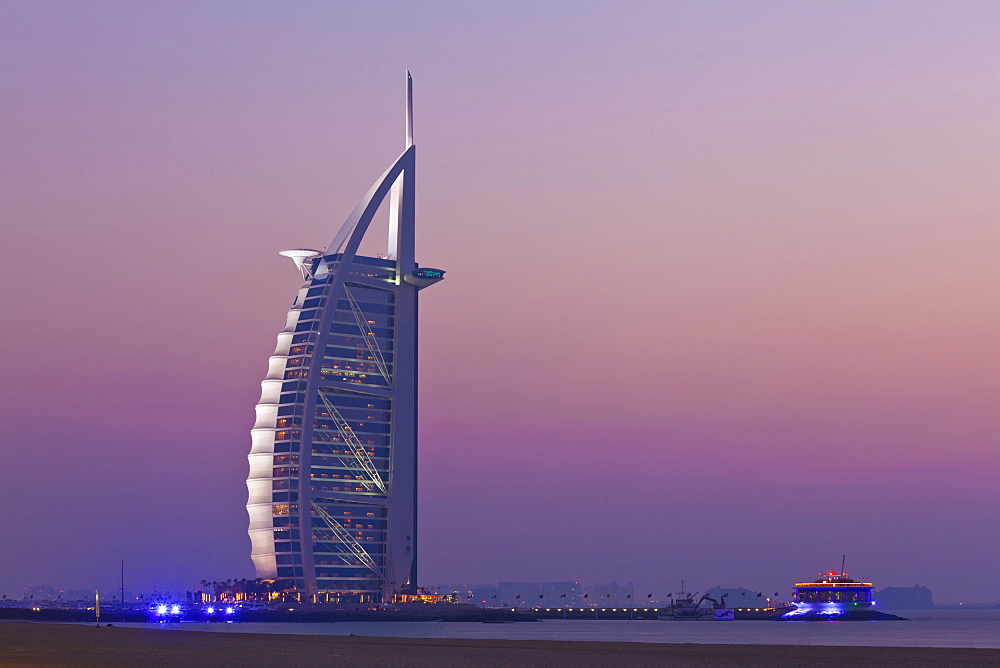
[2,1,998,601]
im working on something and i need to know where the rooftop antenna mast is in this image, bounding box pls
[841,554,846,575]
[405,68,413,149]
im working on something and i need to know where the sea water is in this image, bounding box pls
[113,609,1000,648]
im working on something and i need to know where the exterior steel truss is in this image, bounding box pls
[318,391,387,495]
[343,285,392,385]
[311,500,383,577]
[312,428,377,493]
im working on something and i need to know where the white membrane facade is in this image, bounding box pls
[247,72,444,602]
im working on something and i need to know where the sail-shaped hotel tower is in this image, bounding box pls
[246,72,444,602]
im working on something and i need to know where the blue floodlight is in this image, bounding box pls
[171,605,180,614]
[225,607,234,615]
[207,607,215,614]
[156,604,168,615]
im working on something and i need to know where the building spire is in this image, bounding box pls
[405,69,413,148]
[386,69,414,262]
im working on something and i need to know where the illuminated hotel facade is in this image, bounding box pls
[246,72,443,601]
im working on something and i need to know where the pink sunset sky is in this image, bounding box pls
[1,1,998,601]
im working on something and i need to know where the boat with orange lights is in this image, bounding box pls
[781,566,906,621]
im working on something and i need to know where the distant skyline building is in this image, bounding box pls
[541,581,583,606]
[498,582,540,608]
[246,72,444,602]
[875,585,935,609]
[583,581,634,607]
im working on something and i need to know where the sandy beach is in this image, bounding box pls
[2,623,1000,667]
